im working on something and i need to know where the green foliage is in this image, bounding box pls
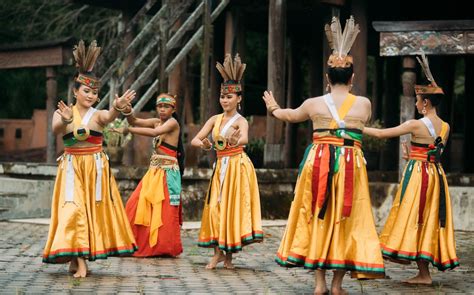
[103,118,132,147]
[364,119,387,151]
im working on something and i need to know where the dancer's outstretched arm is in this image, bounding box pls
[98,89,136,125]
[191,115,217,149]
[364,119,420,139]
[113,117,177,138]
[262,91,310,123]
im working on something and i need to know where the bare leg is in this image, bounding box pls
[224,252,235,269]
[73,257,87,278]
[403,260,432,284]
[331,270,347,295]
[205,247,225,269]
[68,257,78,273]
[314,270,328,294]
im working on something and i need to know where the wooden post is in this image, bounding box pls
[464,56,474,172]
[199,0,212,124]
[399,56,416,179]
[159,5,169,93]
[46,67,57,163]
[264,0,286,168]
[224,9,235,54]
[351,0,367,96]
[67,79,74,105]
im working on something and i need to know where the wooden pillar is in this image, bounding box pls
[380,57,400,171]
[464,56,474,173]
[351,0,367,96]
[199,0,212,124]
[224,10,236,54]
[371,56,384,119]
[121,9,137,93]
[308,8,323,98]
[183,55,195,124]
[159,7,169,93]
[264,0,286,168]
[399,56,416,178]
[46,67,57,163]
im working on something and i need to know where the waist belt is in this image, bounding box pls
[149,153,178,168]
[313,136,362,149]
[216,146,244,158]
[64,145,103,155]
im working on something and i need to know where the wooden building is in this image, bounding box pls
[1,0,472,173]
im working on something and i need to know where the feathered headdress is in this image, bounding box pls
[324,16,360,68]
[415,50,444,95]
[73,40,101,89]
[216,53,246,94]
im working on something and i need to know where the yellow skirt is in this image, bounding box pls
[43,148,137,263]
[276,143,385,278]
[198,152,263,252]
[380,160,459,270]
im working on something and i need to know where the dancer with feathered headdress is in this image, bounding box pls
[262,16,385,294]
[42,40,138,278]
[364,50,459,284]
[191,53,263,269]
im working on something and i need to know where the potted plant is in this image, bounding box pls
[103,118,133,165]
[363,119,387,171]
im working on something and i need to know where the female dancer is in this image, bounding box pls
[42,40,137,278]
[262,17,384,294]
[191,54,263,269]
[364,52,459,284]
[114,93,184,257]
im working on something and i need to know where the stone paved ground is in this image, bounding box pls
[0,222,473,294]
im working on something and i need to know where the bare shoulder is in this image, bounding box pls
[237,116,249,126]
[356,95,371,106]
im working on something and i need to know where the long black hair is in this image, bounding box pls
[172,112,185,178]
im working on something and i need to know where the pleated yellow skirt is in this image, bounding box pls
[43,149,137,263]
[198,151,263,252]
[276,143,385,278]
[380,159,459,270]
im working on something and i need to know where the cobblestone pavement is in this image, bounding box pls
[0,222,473,294]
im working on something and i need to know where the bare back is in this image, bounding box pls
[305,92,371,130]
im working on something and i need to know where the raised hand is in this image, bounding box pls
[115,89,137,109]
[56,100,73,122]
[227,129,241,146]
[262,90,277,108]
[201,138,212,150]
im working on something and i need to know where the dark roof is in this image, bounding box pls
[0,37,76,51]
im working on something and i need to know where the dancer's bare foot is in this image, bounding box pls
[223,252,235,269]
[331,287,348,295]
[73,258,87,278]
[313,286,329,294]
[402,274,432,285]
[68,258,78,274]
[205,252,225,269]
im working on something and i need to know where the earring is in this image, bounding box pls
[238,103,241,111]
[350,84,353,91]
[326,84,330,92]
[97,97,101,103]
[422,106,427,114]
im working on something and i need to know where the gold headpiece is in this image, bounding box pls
[415,50,444,95]
[156,93,177,107]
[73,40,101,89]
[325,16,360,68]
[216,53,246,94]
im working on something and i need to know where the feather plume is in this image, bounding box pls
[324,24,334,51]
[73,40,101,73]
[216,53,246,82]
[416,50,437,87]
[326,16,360,57]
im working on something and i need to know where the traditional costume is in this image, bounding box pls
[198,54,263,252]
[125,94,183,257]
[379,52,459,271]
[43,40,137,263]
[275,16,385,278]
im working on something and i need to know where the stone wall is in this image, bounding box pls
[0,162,472,231]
